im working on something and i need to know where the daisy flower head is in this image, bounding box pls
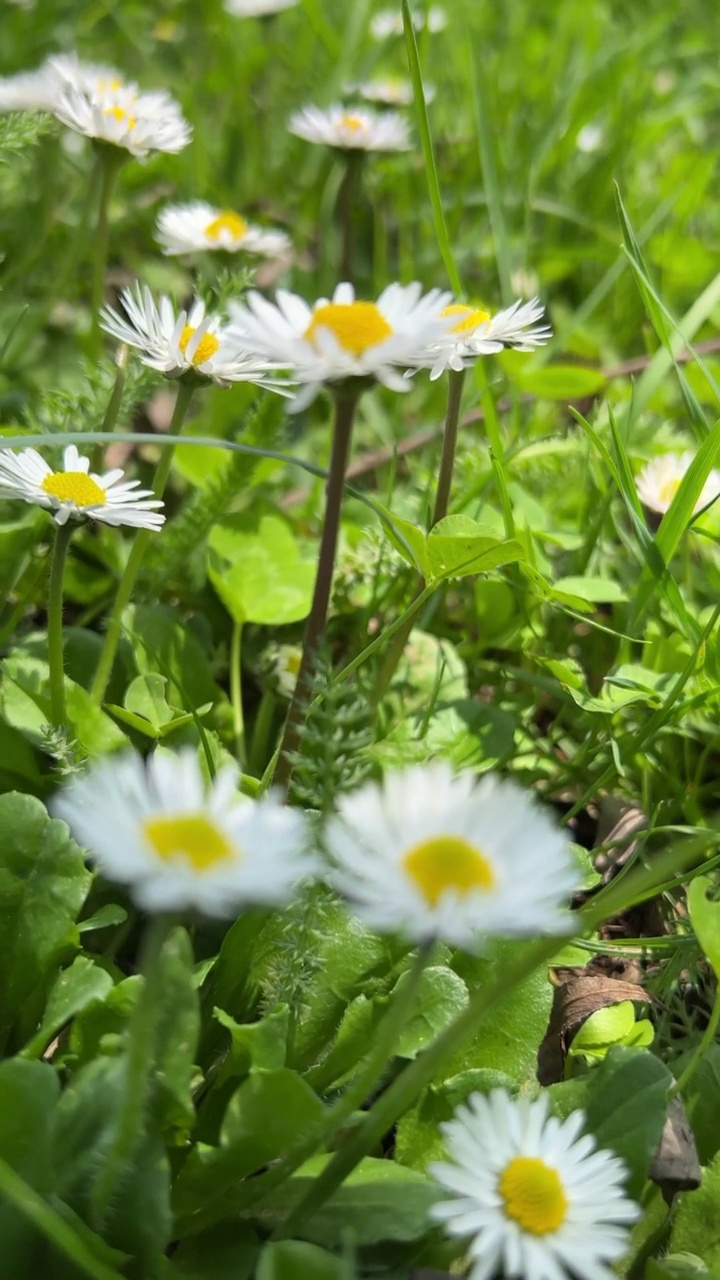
[53,78,191,158]
[416,297,552,381]
[52,747,314,917]
[0,54,129,114]
[324,764,576,948]
[156,201,291,259]
[227,280,454,411]
[636,451,720,516]
[371,5,447,39]
[288,104,411,153]
[351,76,435,106]
[100,283,291,390]
[430,1089,640,1280]
[0,444,164,529]
[224,0,297,13]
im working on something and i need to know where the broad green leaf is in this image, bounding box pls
[0,718,44,797]
[0,511,42,597]
[151,927,201,1143]
[257,1240,352,1280]
[305,993,388,1093]
[395,966,470,1059]
[395,1067,513,1169]
[647,1257,715,1279]
[567,1001,654,1070]
[513,365,607,399]
[580,1045,672,1196]
[69,976,141,1068]
[126,605,227,722]
[168,1224,260,1279]
[675,1046,720,1165]
[375,699,516,771]
[0,654,127,754]
[669,1149,720,1268]
[208,510,314,626]
[553,575,627,604]
[687,875,720,980]
[0,1059,61,1274]
[0,793,90,1049]
[383,511,524,581]
[213,1005,289,1080]
[20,955,113,1061]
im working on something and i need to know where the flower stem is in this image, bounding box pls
[274,391,359,791]
[89,148,123,360]
[230,620,246,766]
[90,343,129,474]
[374,368,466,701]
[47,521,74,729]
[270,941,433,1240]
[90,915,172,1231]
[90,380,194,706]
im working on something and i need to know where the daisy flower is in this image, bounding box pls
[53,79,191,157]
[288,104,411,153]
[324,764,576,948]
[636,451,720,516]
[430,1089,639,1280]
[0,444,164,529]
[227,280,453,411]
[224,0,297,13]
[350,76,435,106]
[370,5,447,39]
[100,283,291,390]
[414,297,552,380]
[52,747,314,917]
[156,201,291,259]
[0,54,131,114]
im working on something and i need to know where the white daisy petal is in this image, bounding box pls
[156,201,291,259]
[324,764,577,947]
[288,103,412,153]
[51,746,316,918]
[224,0,297,13]
[635,450,720,516]
[409,296,552,378]
[430,1089,639,1280]
[51,70,191,158]
[0,445,165,531]
[370,6,447,38]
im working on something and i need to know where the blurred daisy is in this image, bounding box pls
[0,54,128,113]
[0,444,164,529]
[52,747,314,916]
[324,764,576,947]
[54,80,190,157]
[430,1089,639,1280]
[349,76,435,106]
[289,104,411,152]
[100,283,290,390]
[576,122,604,153]
[636,451,720,516]
[225,0,297,12]
[156,201,290,259]
[227,280,453,410]
[371,5,447,38]
[414,297,552,380]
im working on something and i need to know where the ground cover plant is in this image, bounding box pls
[2,0,720,1277]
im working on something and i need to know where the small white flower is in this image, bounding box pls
[53,79,191,157]
[324,764,576,948]
[227,280,453,411]
[0,54,127,113]
[348,76,435,107]
[0,444,164,529]
[52,747,314,917]
[430,1089,639,1280]
[0,67,58,112]
[636,451,720,516]
[156,201,291,259]
[289,104,411,152]
[224,0,297,13]
[100,283,291,390]
[370,5,447,38]
[576,122,604,153]
[414,297,552,380]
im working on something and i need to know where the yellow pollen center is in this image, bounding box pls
[143,813,236,872]
[305,301,393,355]
[340,113,366,131]
[205,210,249,242]
[442,303,491,335]
[402,834,495,906]
[103,104,136,128]
[499,1157,568,1236]
[658,477,681,506]
[41,471,106,507]
[179,325,221,366]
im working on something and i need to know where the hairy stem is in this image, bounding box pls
[47,520,74,728]
[89,148,123,360]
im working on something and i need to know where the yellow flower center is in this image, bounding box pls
[103,104,136,129]
[402,834,495,906]
[143,813,236,872]
[179,325,221,365]
[41,471,106,507]
[96,77,124,93]
[305,301,393,355]
[499,1157,569,1236]
[658,476,681,506]
[340,113,366,131]
[204,210,249,242]
[442,303,491,335]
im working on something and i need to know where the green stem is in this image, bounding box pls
[90,344,129,474]
[89,148,123,360]
[0,1155,125,1280]
[250,688,276,777]
[230,620,245,766]
[90,916,172,1231]
[90,381,194,706]
[271,942,433,1240]
[374,369,465,701]
[671,983,720,1099]
[47,521,74,729]
[274,391,359,791]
